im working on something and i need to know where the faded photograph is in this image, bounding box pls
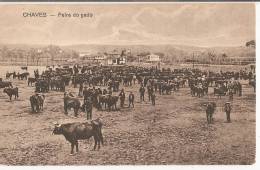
[0,3,256,165]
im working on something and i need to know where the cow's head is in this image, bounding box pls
[3,88,7,93]
[52,123,62,134]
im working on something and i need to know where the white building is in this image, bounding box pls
[104,50,127,65]
[146,54,160,62]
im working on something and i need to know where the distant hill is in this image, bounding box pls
[62,44,255,61]
[0,43,45,50]
[0,43,255,65]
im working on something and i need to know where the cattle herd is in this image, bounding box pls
[0,64,256,155]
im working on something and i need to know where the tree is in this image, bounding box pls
[246,40,255,48]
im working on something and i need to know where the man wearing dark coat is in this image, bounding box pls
[119,89,126,108]
[128,92,135,108]
[139,85,145,102]
[224,102,232,123]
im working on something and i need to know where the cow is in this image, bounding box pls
[0,81,12,88]
[6,72,14,79]
[30,94,45,113]
[98,95,118,111]
[190,84,204,98]
[50,78,65,91]
[249,79,256,92]
[161,84,173,95]
[64,92,81,117]
[107,95,119,111]
[28,77,37,86]
[18,72,30,80]
[35,79,49,93]
[21,66,28,70]
[3,87,19,100]
[214,87,227,98]
[52,118,104,155]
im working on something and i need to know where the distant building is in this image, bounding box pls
[79,52,95,64]
[146,54,160,62]
[79,52,91,58]
[104,50,127,65]
[227,56,255,65]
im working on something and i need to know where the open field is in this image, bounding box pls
[0,66,256,165]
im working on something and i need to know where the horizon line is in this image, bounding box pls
[0,42,249,49]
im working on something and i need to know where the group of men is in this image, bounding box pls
[118,84,156,109]
[119,89,135,108]
[139,85,156,105]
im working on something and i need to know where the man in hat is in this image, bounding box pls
[83,86,89,103]
[84,96,93,120]
[151,92,156,106]
[78,82,83,97]
[228,89,233,101]
[119,89,126,108]
[224,102,232,123]
[128,91,135,108]
[103,88,108,95]
[139,85,145,102]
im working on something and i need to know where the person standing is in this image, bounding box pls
[84,96,93,120]
[151,92,156,106]
[119,89,126,108]
[103,88,108,95]
[238,82,242,96]
[128,92,135,108]
[83,87,90,103]
[108,88,113,95]
[147,85,152,101]
[228,89,233,101]
[133,75,136,84]
[78,82,83,97]
[224,102,232,123]
[139,85,145,102]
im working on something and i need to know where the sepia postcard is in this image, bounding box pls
[0,2,256,166]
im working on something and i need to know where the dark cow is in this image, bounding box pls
[107,95,119,111]
[98,95,109,109]
[64,92,81,117]
[0,81,12,88]
[35,79,49,93]
[21,66,28,70]
[161,84,173,95]
[50,78,65,91]
[28,77,37,86]
[98,95,118,111]
[18,72,30,80]
[214,87,227,98]
[30,94,45,113]
[6,72,14,79]
[3,87,19,100]
[249,79,256,92]
[52,118,103,155]
[190,84,204,98]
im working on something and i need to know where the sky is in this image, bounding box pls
[0,3,255,47]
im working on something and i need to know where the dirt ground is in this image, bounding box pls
[0,68,255,165]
